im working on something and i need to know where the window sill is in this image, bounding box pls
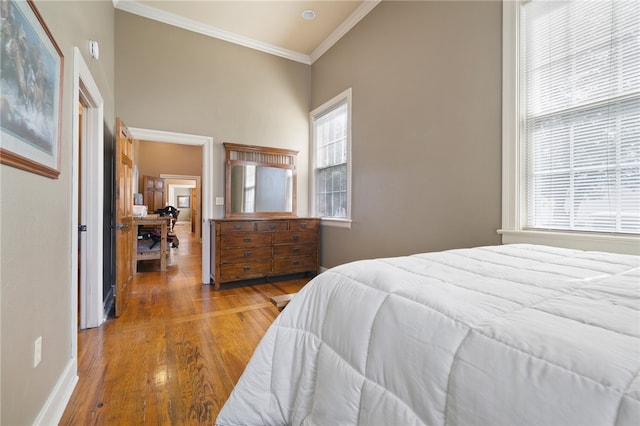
[320,217,352,229]
[498,229,640,255]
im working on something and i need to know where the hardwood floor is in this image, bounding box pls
[60,222,309,425]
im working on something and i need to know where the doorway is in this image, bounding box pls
[128,127,214,284]
[163,176,201,238]
[72,46,104,340]
[76,101,83,326]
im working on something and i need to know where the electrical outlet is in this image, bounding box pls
[34,336,42,368]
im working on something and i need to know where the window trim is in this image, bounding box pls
[310,87,353,228]
[499,0,639,255]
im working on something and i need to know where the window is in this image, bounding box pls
[501,0,640,253]
[310,88,352,226]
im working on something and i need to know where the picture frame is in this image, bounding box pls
[177,195,190,208]
[0,0,64,179]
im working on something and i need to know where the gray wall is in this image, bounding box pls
[0,1,115,424]
[311,1,503,267]
[115,11,312,218]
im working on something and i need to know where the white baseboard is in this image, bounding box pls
[33,359,78,426]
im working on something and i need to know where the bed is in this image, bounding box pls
[216,244,640,425]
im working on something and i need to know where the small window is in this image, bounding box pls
[310,88,352,226]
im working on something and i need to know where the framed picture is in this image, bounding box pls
[0,0,64,179]
[177,195,190,208]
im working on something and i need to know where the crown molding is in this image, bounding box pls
[113,0,380,65]
[128,127,213,146]
[310,0,381,64]
[113,0,312,64]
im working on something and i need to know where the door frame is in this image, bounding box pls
[71,47,104,334]
[129,127,214,284]
[163,176,200,237]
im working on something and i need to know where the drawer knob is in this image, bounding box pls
[234,225,242,230]
[293,261,300,266]
[269,224,276,229]
[292,235,300,241]
[243,251,251,257]
[243,237,252,242]
[243,266,251,271]
[292,247,300,253]
[300,223,307,229]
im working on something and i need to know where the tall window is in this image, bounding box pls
[521,0,640,233]
[310,88,352,225]
[519,0,639,235]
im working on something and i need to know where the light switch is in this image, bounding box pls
[215,197,224,206]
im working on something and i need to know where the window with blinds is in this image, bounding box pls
[311,89,352,222]
[521,0,639,234]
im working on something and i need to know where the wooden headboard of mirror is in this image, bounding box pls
[224,143,298,218]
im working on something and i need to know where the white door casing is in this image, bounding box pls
[71,46,104,333]
[128,127,214,284]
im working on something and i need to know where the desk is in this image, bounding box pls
[133,216,172,272]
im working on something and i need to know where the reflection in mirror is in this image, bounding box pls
[224,142,298,217]
[230,165,293,214]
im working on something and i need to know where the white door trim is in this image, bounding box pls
[161,175,200,238]
[128,127,214,284]
[71,47,104,335]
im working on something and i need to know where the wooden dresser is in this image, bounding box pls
[210,217,320,289]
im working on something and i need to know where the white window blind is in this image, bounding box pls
[521,0,640,234]
[314,102,348,218]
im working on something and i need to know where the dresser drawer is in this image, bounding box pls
[273,244,317,259]
[290,220,319,231]
[221,233,271,248]
[273,256,317,274]
[220,221,256,233]
[220,261,271,282]
[273,231,317,245]
[220,246,272,263]
[256,221,288,232]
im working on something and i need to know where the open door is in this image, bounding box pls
[114,118,134,317]
[191,187,197,233]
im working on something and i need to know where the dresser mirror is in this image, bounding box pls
[224,143,298,218]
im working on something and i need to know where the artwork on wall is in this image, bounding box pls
[0,0,64,179]
[177,195,190,208]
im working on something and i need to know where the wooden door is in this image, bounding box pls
[115,118,134,317]
[191,187,197,233]
[143,175,165,212]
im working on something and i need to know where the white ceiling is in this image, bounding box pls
[113,0,381,64]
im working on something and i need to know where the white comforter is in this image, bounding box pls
[216,244,640,425]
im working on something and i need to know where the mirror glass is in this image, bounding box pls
[229,165,293,214]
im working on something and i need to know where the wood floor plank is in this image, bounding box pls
[59,223,310,425]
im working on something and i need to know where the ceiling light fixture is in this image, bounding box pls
[301,10,316,20]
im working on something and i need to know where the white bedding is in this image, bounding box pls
[216,244,640,425]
